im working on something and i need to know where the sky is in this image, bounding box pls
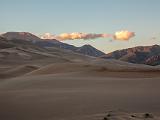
[0,0,160,53]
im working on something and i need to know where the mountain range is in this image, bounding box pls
[1,32,160,66]
[1,32,105,57]
[101,45,160,66]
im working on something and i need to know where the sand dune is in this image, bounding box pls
[0,47,160,120]
[25,62,96,76]
[25,60,160,78]
[90,58,160,71]
[0,65,39,79]
[1,58,159,79]
[0,59,160,120]
[0,74,160,120]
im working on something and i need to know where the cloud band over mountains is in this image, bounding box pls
[41,30,135,41]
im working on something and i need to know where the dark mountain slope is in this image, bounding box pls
[101,45,160,65]
[1,32,105,57]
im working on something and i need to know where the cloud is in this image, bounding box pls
[57,33,112,40]
[113,31,135,40]
[41,30,135,41]
[40,33,56,39]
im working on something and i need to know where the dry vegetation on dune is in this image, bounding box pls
[101,111,160,120]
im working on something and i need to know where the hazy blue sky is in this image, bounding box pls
[0,0,160,53]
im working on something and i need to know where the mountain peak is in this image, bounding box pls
[81,44,93,48]
[76,44,105,57]
[1,32,41,41]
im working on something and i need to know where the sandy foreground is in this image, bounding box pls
[0,61,160,120]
